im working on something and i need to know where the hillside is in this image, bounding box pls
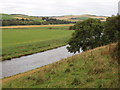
[53,14,107,22]
[2,43,119,88]
[1,14,107,22]
[1,13,74,26]
[0,13,43,22]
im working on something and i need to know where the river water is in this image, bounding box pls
[0,46,79,78]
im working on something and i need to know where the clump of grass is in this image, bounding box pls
[64,68,71,73]
[110,42,120,64]
[36,74,46,85]
[88,67,105,75]
[50,70,56,75]
[69,63,74,67]
[71,78,81,85]
[86,77,94,83]
[26,76,36,81]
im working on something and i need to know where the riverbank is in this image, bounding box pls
[1,46,76,78]
[2,43,119,88]
[2,27,74,61]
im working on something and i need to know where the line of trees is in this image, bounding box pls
[42,17,75,25]
[2,19,41,26]
[1,18,75,26]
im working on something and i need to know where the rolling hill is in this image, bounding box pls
[0,13,44,22]
[53,14,107,22]
[1,13,74,26]
[1,13,107,22]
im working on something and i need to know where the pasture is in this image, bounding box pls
[1,13,43,22]
[2,26,74,60]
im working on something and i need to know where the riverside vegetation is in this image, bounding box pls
[3,43,119,88]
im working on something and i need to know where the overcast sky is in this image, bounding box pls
[0,0,119,16]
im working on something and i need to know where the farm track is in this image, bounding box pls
[0,24,74,29]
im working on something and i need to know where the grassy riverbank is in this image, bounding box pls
[2,26,74,60]
[2,43,119,88]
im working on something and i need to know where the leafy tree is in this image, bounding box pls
[104,15,120,43]
[67,18,104,53]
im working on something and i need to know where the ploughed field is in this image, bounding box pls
[2,26,74,60]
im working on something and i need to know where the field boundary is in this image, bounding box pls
[0,24,74,29]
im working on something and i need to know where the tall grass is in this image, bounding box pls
[3,44,119,88]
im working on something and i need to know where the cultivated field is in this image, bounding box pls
[3,43,119,88]
[2,26,74,60]
[0,24,74,29]
[53,14,107,22]
[1,13,43,22]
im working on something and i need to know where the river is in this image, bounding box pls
[0,46,80,78]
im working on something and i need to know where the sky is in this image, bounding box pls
[0,0,120,16]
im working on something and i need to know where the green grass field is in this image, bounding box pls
[3,44,119,88]
[13,15,44,22]
[2,26,74,60]
[1,14,15,20]
[1,13,43,22]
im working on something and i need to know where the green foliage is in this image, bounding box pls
[104,15,120,43]
[2,19,42,26]
[67,15,120,53]
[67,18,104,53]
[69,25,76,30]
[42,18,75,25]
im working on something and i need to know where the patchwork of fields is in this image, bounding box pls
[53,14,107,22]
[1,13,43,22]
[2,26,74,60]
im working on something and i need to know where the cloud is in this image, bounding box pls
[0,0,119,16]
